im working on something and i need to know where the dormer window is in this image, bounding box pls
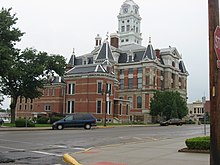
[128,55,132,62]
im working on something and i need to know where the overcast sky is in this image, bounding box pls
[1,0,209,109]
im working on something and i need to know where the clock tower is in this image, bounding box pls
[117,0,142,46]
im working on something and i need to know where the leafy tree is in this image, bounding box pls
[0,8,24,77]
[0,8,24,105]
[150,91,188,120]
[0,8,66,123]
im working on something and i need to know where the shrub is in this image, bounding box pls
[185,119,196,124]
[36,117,49,124]
[15,119,35,127]
[185,136,210,150]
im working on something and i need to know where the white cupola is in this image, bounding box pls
[118,0,142,46]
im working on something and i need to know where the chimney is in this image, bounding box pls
[110,33,119,48]
[155,49,160,59]
[95,34,102,47]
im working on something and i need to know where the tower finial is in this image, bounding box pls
[149,36,151,44]
[72,48,75,55]
[106,32,109,41]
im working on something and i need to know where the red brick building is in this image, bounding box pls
[15,0,188,123]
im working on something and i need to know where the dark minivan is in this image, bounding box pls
[52,114,97,130]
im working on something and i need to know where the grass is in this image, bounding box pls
[2,123,52,127]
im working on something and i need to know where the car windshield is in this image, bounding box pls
[65,115,73,121]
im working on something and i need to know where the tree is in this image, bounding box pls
[0,8,24,105]
[150,91,188,121]
[0,8,66,123]
[0,8,24,77]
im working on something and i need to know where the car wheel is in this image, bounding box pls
[57,124,64,130]
[84,124,91,130]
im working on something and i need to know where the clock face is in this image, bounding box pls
[123,8,128,13]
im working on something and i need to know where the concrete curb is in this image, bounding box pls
[0,124,159,131]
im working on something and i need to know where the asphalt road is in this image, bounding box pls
[0,124,210,164]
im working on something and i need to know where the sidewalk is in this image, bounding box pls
[68,136,209,165]
[0,124,159,131]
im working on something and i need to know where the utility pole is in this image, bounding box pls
[208,0,220,164]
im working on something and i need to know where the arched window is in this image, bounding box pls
[137,96,142,108]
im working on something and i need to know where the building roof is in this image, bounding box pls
[96,40,114,63]
[143,42,156,60]
[66,64,107,75]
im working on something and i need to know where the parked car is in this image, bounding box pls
[0,118,4,126]
[160,118,184,126]
[52,114,97,130]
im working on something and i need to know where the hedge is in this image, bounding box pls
[36,117,49,124]
[15,119,35,127]
[185,136,210,150]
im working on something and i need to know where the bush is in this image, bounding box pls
[15,119,35,127]
[185,136,210,150]
[36,117,49,124]
[185,119,196,124]
[49,116,62,124]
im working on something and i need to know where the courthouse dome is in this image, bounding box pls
[119,0,140,15]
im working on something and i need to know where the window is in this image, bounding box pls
[126,39,129,42]
[126,104,129,115]
[128,56,132,62]
[67,101,74,114]
[121,26,125,32]
[19,105,22,110]
[97,101,102,114]
[106,101,111,115]
[128,68,133,74]
[19,96,22,103]
[128,97,133,109]
[137,96,142,108]
[119,104,122,115]
[138,77,142,89]
[126,25,130,31]
[106,83,112,94]
[128,78,133,89]
[68,83,75,95]
[45,105,51,111]
[137,68,142,74]
[120,79,124,89]
[136,27,138,33]
[120,69,124,75]
[30,104,33,111]
[146,75,150,87]
[107,101,111,114]
[98,82,102,94]
[153,76,156,88]
[25,98,28,103]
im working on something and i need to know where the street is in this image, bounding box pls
[0,125,210,164]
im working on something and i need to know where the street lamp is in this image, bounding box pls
[202,96,206,136]
[102,86,111,127]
